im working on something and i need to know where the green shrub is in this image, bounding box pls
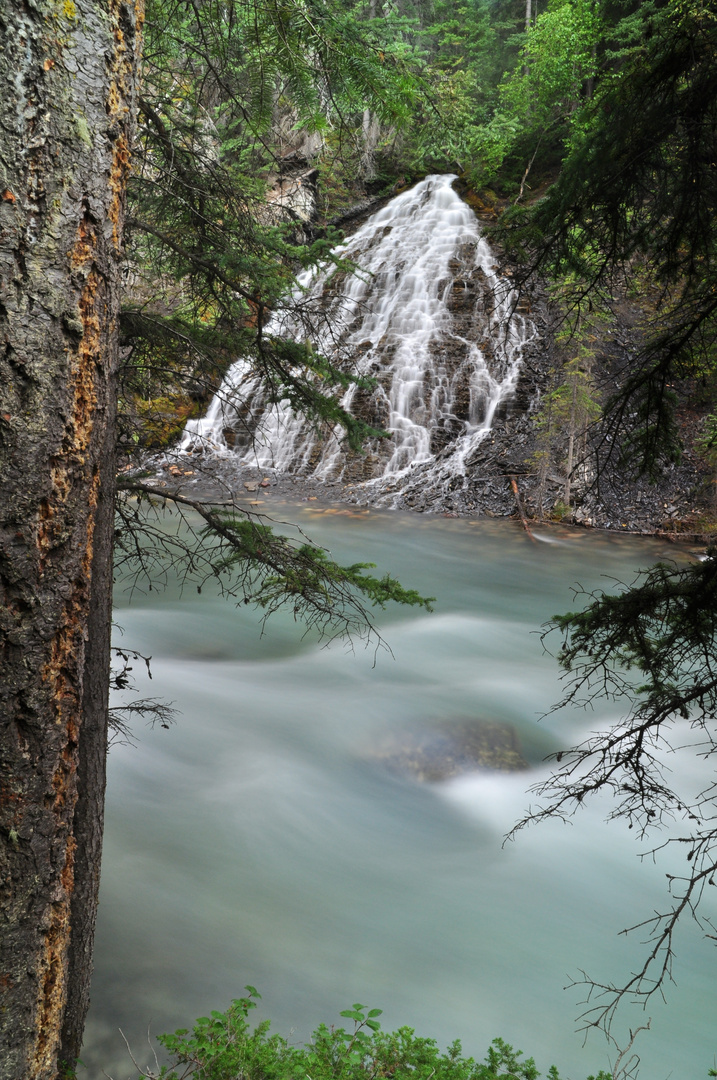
[137,989,602,1080]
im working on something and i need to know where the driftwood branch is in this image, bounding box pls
[509,475,536,541]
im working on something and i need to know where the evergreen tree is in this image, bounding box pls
[501,0,717,1033]
[121,0,419,457]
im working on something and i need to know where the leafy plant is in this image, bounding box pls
[130,990,604,1080]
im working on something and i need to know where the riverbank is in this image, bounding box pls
[135,445,713,552]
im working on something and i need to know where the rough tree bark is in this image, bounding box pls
[0,0,142,1076]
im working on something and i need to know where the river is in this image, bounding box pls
[83,504,715,1078]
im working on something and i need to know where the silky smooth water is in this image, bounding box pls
[180,175,534,504]
[85,507,716,1078]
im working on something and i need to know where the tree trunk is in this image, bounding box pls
[0,0,141,1076]
[522,0,532,77]
[564,375,578,507]
[360,0,379,181]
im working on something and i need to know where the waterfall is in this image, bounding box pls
[181,174,536,503]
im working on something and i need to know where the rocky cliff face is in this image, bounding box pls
[182,175,538,499]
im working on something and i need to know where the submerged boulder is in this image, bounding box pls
[370,719,528,782]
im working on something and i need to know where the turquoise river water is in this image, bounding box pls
[83,503,716,1078]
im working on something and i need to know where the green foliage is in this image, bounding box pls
[136,990,594,1080]
[115,486,433,648]
[395,0,500,174]
[530,291,603,513]
[551,556,717,731]
[531,353,600,477]
[500,0,717,473]
[120,0,421,457]
[472,0,602,188]
[197,508,434,618]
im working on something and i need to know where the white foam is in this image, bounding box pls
[181,175,536,501]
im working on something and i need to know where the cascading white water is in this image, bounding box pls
[181,175,535,500]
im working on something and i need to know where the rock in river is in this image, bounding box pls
[370,719,528,782]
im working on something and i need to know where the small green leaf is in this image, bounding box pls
[340,1009,364,1022]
